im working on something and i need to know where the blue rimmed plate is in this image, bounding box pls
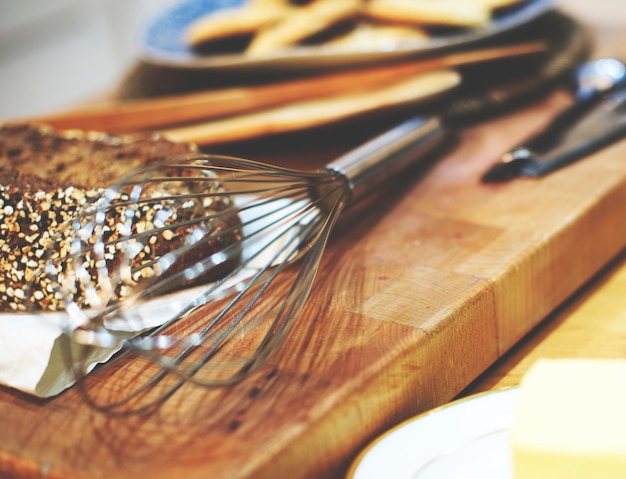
[138,0,555,70]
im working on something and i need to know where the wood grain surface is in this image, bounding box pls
[461,0,626,395]
[464,247,626,395]
[1,1,625,479]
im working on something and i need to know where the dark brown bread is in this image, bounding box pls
[0,122,198,188]
[0,122,241,313]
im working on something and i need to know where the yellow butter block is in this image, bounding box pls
[511,359,626,478]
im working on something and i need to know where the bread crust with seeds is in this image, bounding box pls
[0,122,241,313]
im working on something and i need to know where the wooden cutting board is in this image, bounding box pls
[2,81,626,479]
[2,2,626,478]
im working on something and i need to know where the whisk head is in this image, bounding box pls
[42,154,350,412]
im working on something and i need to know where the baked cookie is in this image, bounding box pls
[185,3,293,48]
[364,0,492,28]
[326,23,430,51]
[247,0,363,54]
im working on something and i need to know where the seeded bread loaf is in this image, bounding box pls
[0,122,241,312]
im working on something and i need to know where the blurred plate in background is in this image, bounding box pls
[138,0,555,71]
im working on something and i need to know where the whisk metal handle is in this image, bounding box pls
[325,116,446,204]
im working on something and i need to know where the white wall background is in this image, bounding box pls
[0,0,177,120]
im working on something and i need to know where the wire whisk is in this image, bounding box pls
[46,116,445,412]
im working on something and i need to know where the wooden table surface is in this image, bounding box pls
[1,1,626,479]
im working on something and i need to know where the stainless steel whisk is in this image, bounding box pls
[50,116,445,411]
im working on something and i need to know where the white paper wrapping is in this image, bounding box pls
[0,196,304,397]
[0,285,213,397]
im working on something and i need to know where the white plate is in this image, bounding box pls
[347,388,519,479]
[138,0,554,71]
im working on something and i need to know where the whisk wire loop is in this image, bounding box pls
[43,117,445,411]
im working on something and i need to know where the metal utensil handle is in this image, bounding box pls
[325,116,446,205]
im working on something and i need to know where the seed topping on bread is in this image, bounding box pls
[0,123,240,313]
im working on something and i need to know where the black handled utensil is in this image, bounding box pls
[482,58,626,182]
